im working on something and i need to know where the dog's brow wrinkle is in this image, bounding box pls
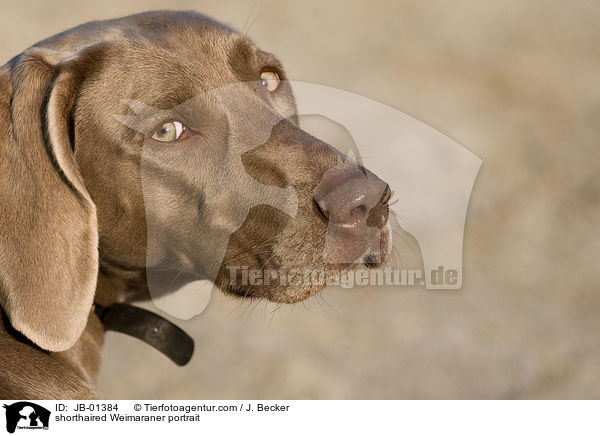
[197,194,205,216]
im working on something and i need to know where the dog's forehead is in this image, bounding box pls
[113,28,270,105]
[45,11,267,92]
[121,13,263,70]
[31,11,288,113]
[137,20,243,58]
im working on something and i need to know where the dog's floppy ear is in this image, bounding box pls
[0,45,105,351]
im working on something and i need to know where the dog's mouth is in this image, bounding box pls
[215,239,392,304]
[214,191,392,304]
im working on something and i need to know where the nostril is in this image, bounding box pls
[380,185,391,205]
[314,199,329,222]
[367,205,388,228]
[366,185,391,228]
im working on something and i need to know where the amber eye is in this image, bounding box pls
[260,71,280,92]
[152,121,186,142]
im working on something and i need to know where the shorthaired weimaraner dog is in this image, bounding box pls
[0,10,391,399]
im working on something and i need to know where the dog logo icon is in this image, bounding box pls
[2,402,50,433]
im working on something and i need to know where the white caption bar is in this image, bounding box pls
[0,400,597,435]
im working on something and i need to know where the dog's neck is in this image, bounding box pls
[0,271,193,387]
[94,271,194,366]
[95,266,149,306]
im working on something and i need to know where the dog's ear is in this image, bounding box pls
[0,45,106,351]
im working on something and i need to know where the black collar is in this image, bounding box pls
[0,303,194,365]
[94,303,194,366]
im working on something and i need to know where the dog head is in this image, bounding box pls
[0,11,391,351]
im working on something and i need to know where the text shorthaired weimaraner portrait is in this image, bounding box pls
[0,11,392,399]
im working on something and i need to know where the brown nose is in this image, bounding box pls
[313,167,391,233]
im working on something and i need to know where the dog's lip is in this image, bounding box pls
[362,252,383,268]
[328,224,391,268]
[221,234,282,271]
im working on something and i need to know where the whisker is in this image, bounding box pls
[267,303,281,327]
[245,13,261,37]
[241,0,258,34]
[318,293,339,314]
[247,299,262,319]
[391,228,419,256]
[223,298,247,319]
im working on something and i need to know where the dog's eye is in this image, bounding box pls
[152,121,187,142]
[260,71,280,92]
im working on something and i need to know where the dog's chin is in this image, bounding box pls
[215,248,390,305]
[218,280,327,304]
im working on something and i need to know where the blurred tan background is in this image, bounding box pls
[2,0,598,398]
